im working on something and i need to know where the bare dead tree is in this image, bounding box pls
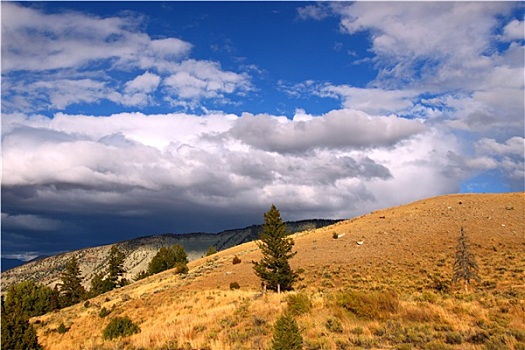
[452,226,481,293]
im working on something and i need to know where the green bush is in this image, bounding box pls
[232,255,242,265]
[57,322,69,334]
[445,331,463,344]
[229,282,240,290]
[134,270,150,281]
[102,316,140,340]
[337,289,399,320]
[285,292,311,316]
[271,313,303,350]
[205,246,217,256]
[98,306,111,318]
[325,318,343,333]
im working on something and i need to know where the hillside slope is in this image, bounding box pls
[33,192,525,350]
[1,219,338,292]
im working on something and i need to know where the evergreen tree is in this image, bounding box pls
[147,244,188,275]
[133,270,150,281]
[1,298,43,350]
[107,245,126,288]
[60,256,85,307]
[271,312,303,350]
[89,272,114,297]
[453,226,481,293]
[253,205,298,292]
[4,281,59,317]
[205,245,217,256]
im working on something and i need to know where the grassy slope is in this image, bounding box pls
[34,192,525,350]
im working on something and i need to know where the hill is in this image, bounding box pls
[1,219,338,293]
[30,192,525,350]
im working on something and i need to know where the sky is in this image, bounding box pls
[1,1,524,261]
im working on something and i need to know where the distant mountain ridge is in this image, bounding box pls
[1,219,339,292]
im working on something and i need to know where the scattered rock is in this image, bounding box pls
[356,241,364,246]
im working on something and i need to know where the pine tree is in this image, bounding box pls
[147,244,188,275]
[253,205,298,292]
[60,256,85,307]
[453,226,481,293]
[271,312,303,350]
[89,272,114,297]
[107,245,126,288]
[1,298,43,350]
[4,281,59,317]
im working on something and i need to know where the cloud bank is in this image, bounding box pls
[1,2,523,257]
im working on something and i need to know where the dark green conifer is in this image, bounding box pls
[107,245,126,288]
[60,256,85,307]
[1,298,43,350]
[4,281,59,316]
[147,244,188,275]
[253,205,298,292]
[271,312,303,350]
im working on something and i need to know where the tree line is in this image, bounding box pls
[1,243,189,349]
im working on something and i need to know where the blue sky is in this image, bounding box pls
[1,1,524,261]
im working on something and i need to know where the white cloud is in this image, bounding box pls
[1,109,464,225]
[1,3,250,112]
[299,2,524,146]
[226,109,425,153]
[477,137,525,156]
[501,19,524,42]
[1,3,161,72]
[318,85,417,115]
[162,60,252,102]
[125,72,161,93]
[334,2,511,83]
[474,137,525,186]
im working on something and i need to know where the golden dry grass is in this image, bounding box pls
[33,192,525,349]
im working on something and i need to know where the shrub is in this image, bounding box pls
[206,246,217,256]
[337,289,399,320]
[332,232,339,239]
[468,330,490,344]
[325,318,343,333]
[102,316,140,340]
[134,270,150,281]
[229,282,240,290]
[57,322,69,334]
[98,306,111,318]
[232,256,242,265]
[285,292,311,316]
[271,313,303,350]
[445,331,463,344]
